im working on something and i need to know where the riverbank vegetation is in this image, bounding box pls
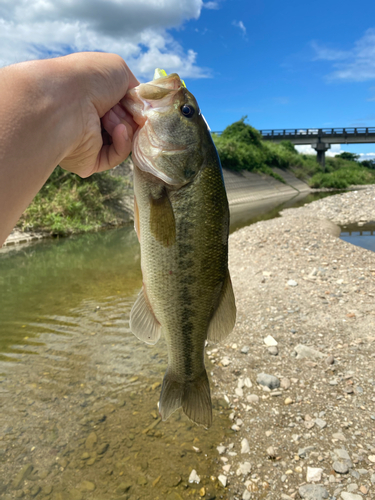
[213,118,375,189]
[16,166,131,236]
[15,118,375,238]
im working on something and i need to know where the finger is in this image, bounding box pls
[95,123,133,173]
[102,104,137,138]
[113,103,138,134]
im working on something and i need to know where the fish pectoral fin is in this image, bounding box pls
[159,369,212,428]
[149,188,176,247]
[130,287,161,345]
[207,271,236,343]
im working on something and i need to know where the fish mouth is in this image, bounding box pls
[121,73,182,125]
[121,73,189,186]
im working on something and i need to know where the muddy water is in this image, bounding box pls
[0,191,338,500]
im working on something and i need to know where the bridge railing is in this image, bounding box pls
[259,127,375,138]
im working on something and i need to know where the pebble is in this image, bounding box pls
[188,470,200,484]
[218,474,227,487]
[11,464,34,489]
[241,346,250,354]
[333,461,349,474]
[235,387,244,397]
[256,373,280,390]
[69,490,83,500]
[325,355,335,365]
[280,377,291,390]
[332,433,346,441]
[242,490,251,500]
[298,446,315,458]
[237,462,251,475]
[294,344,324,360]
[85,432,97,450]
[306,467,323,482]
[264,335,278,346]
[221,357,231,366]
[368,455,375,463]
[299,484,329,499]
[78,481,96,492]
[268,346,279,355]
[217,445,226,455]
[284,397,293,405]
[241,438,250,454]
[315,418,327,429]
[340,493,362,500]
[244,377,252,388]
[246,394,259,403]
[287,279,298,287]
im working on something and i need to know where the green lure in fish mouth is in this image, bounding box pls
[153,68,186,87]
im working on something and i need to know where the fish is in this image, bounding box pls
[122,69,236,427]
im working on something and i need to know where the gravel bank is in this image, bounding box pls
[210,186,375,499]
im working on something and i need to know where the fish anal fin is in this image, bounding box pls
[159,369,212,428]
[149,189,176,247]
[207,271,236,343]
[130,286,161,345]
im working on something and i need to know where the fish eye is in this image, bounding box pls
[181,104,195,118]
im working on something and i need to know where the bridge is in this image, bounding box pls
[259,127,375,168]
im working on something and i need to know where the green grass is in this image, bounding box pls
[17,166,129,236]
[309,164,375,189]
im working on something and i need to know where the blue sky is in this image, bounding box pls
[1,0,375,158]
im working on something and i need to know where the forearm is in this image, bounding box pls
[0,53,136,246]
[0,58,82,245]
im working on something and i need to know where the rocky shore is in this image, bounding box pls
[209,186,375,499]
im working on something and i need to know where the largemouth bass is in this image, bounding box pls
[122,70,236,427]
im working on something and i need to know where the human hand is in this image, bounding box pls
[57,52,138,178]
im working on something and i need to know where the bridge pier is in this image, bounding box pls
[312,140,330,170]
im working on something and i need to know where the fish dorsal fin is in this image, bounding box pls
[149,189,176,247]
[207,271,236,342]
[130,287,161,345]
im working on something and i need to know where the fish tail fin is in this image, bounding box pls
[159,371,183,422]
[182,369,212,428]
[159,369,212,428]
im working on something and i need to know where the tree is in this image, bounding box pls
[337,152,360,162]
[361,159,375,169]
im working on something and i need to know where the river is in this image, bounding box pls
[0,191,339,500]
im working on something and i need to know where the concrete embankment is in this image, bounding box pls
[3,167,310,247]
[223,167,310,206]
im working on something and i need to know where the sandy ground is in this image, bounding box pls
[209,187,375,500]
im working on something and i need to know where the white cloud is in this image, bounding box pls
[311,28,375,82]
[232,20,247,37]
[203,1,220,9]
[359,152,375,161]
[0,0,211,80]
[295,144,343,157]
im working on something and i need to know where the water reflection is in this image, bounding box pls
[340,222,375,252]
[230,191,335,233]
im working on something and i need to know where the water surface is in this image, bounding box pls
[340,222,375,252]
